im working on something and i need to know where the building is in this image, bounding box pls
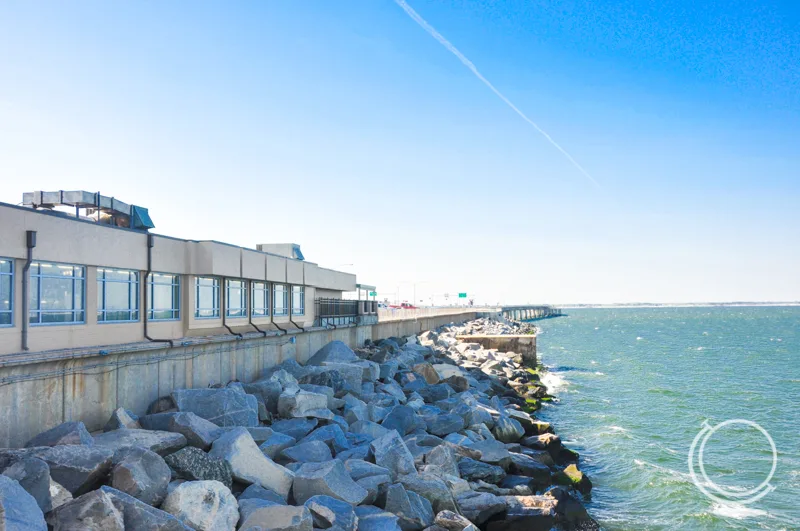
[0,191,359,357]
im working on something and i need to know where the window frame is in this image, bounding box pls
[97,268,140,323]
[29,261,86,326]
[291,285,305,316]
[251,281,270,317]
[147,272,181,321]
[225,279,247,318]
[273,283,288,316]
[194,276,220,319]
[0,258,13,327]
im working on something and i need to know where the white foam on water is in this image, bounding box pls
[541,371,568,393]
[697,347,705,351]
[590,360,598,365]
[594,371,606,375]
[711,503,767,519]
[609,426,628,432]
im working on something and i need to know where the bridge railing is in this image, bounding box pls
[377,306,497,322]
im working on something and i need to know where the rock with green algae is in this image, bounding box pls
[553,464,592,495]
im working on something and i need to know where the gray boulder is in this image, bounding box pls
[368,431,416,480]
[344,460,390,481]
[424,446,459,478]
[2,457,51,513]
[278,389,332,419]
[260,432,297,460]
[308,341,359,366]
[434,510,474,531]
[492,417,525,444]
[161,480,239,531]
[25,445,113,495]
[350,420,391,441]
[356,474,392,505]
[426,414,465,437]
[381,406,418,436]
[103,408,141,432]
[455,491,506,525]
[239,504,312,531]
[354,506,401,531]
[171,388,259,427]
[139,412,179,431]
[240,483,287,505]
[384,483,434,531]
[299,425,350,455]
[397,473,458,514]
[458,458,505,484]
[418,385,452,404]
[469,440,511,467]
[25,422,92,448]
[0,475,46,530]
[164,447,233,488]
[281,440,333,463]
[93,429,186,456]
[508,453,551,486]
[411,363,441,385]
[169,412,223,450]
[272,418,318,441]
[110,447,171,506]
[242,379,283,413]
[208,427,294,498]
[304,494,357,530]
[485,495,556,531]
[292,460,368,505]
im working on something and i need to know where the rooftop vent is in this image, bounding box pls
[22,190,155,230]
[256,243,305,261]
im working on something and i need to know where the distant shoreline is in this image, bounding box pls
[558,302,800,309]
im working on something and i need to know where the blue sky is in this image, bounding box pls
[1,1,798,304]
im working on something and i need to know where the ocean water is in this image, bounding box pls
[534,307,800,531]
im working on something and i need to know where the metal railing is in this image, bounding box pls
[377,306,495,322]
[314,298,378,327]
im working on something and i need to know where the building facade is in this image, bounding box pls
[0,200,356,357]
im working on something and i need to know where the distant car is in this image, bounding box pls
[389,302,418,310]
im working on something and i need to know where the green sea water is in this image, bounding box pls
[534,307,799,530]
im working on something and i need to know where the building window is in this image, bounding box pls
[97,268,139,323]
[273,283,288,316]
[147,273,180,321]
[252,281,269,317]
[195,277,220,318]
[292,285,305,316]
[29,262,85,325]
[226,279,247,318]
[0,258,12,326]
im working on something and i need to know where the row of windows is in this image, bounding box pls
[0,259,305,326]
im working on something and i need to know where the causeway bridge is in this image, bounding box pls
[501,305,563,321]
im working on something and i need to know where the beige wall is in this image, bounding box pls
[0,203,354,356]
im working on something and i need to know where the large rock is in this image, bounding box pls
[292,460,368,505]
[455,491,506,525]
[161,480,239,531]
[307,341,359,366]
[397,473,458,513]
[239,504,312,531]
[492,417,525,444]
[140,412,179,431]
[299,425,350,455]
[164,447,233,488]
[169,412,223,450]
[209,427,294,499]
[272,418,319,441]
[103,408,141,432]
[171,388,259,427]
[384,483,434,531]
[350,420,391,441]
[0,475,46,530]
[418,385,452,404]
[344,460,390,481]
[50,486,192,530]
[281,440,333,463]
[304,494,357,530]
[381,406,418,436]
[354,505,401,531]
[508,453,551,486]
[423,446,459,478]
[543,487,599,529]
[25,445,113,495]
[242,380,283,413]
[368,432,416,480]
[411,363,441,385]
[469,440,511,467]
[433,510,474,531]
[356,474,392,506]
[25,422,92,448]
[553,464,592,495]
[110,446,171,506]
[240,483,287,504]
[2,457,51,513]
[426,414,465,437]
[485,495,556,531]
[93,429,187,456]
[457,458,505,484]
[278,389,332,419]
[260,432,298,460]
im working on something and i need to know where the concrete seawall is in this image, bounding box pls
[0,312,485,448]
[456,334,537,366]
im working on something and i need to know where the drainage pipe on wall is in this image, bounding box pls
[21,230,36,351]
[144,234,174,347]
[221,277,243,339]
[286,260,304,332]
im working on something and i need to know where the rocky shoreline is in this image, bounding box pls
[0,318,598,530]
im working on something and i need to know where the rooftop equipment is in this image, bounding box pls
[21,190,155,231]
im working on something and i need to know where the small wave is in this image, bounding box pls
[710,503,767,519]
[696,347,705,351]
[590,360,597,365]
[636,336,643,340]
[594,371,605,375]
[594,327,599,330]
[609,426,628,432]
[541,372,568,393]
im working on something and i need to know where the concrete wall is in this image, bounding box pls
[456,334,537,366]
[0,311,478,447]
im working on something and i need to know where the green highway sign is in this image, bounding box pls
[369,291,377,297]
[458,293,467,298]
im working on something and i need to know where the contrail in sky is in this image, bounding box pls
[394,0,600,187]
